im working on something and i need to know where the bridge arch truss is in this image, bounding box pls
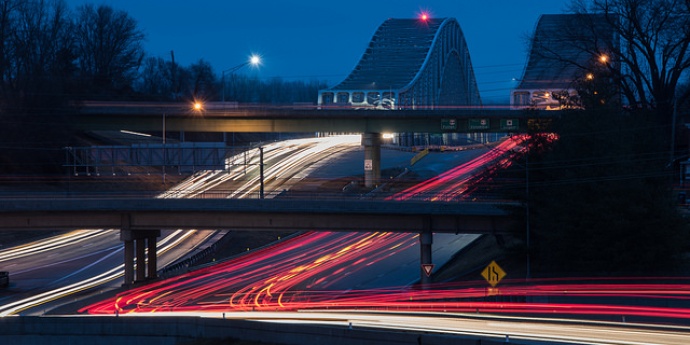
[319,17,481,110]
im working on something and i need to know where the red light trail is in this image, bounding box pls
[80,135,690,322]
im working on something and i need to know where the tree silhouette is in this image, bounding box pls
[567,0,690,118]
[73,4,144,98]
[525,109,688,276]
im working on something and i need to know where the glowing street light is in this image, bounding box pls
[193,101,203,111]
[222,54,262,103]
[586,73,594,80]
[599,54,609,63]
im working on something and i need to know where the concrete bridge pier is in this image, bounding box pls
[362,132,381,188]
[420,230,433,288]
[121,229,161,287]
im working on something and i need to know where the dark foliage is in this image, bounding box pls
[524,109,689,276]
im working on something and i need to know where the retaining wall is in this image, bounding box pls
[0,315,537,345]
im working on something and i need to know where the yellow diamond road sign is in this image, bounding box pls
[481,260,506,287]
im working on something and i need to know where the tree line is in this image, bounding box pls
[493,0,690,276]
[0,0,326,112]
[136,56,327,105]
[536,0,690,112]
[520,109,688,276]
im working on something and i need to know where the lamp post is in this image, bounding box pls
[162,112,166,185]
[222,55,261,103]
[162,102,203,184]
[525,133,530,280]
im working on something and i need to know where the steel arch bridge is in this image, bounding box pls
[318,17,481,110]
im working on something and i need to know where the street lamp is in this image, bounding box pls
[599,54,609,64]
[222,54,261,103]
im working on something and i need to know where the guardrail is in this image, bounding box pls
[0,189,518,203]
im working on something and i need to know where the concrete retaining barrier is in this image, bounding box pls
[0,315,525,345]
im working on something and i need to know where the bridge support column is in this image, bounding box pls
[136,238,146,282]
[420,230,433,289]
[148,235,158,279]
[362,132,381,189]
[121,229,161,287]
[123,238,134,286]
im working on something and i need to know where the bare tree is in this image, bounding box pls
[73,4,144,97]
[0,0,18,101]
[0,0,73,109]
[568,0,690,117]
[135,56,174,100]
[187,59,216,101]
[0,0,80,173]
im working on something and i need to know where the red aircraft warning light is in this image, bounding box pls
[420,13,429,21]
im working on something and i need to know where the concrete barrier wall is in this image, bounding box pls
[0,316,529,345]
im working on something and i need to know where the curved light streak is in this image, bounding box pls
[81,136,537,316]
[0,135,362,316]
[81,133,690,323]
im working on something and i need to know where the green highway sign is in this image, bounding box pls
[468,118,489,130]
[500,119,519,130]
[441,118,457,130]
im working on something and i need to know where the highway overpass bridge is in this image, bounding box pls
[71,103,556,188]
[0,198,517,286]
[73,103,553,134]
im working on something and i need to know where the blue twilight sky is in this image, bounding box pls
[64,0,572,103]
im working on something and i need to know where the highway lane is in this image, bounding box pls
[0,229,216,316]
[81,231,478,313]
[0,135,389,315]
[81,138,516,314]
[1,134,505,316]
[0,230,121,290]
[389,135,525,201]
[15,133,690,343]
[114,310,690,345]
[159,135,363,199]
[82,134,690,328]
[294,233,479,290]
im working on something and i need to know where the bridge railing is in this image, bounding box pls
[0,189,518,203]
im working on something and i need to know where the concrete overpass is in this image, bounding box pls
[71,102,556,188]
[0,198,517,286]
[72,103,551,134]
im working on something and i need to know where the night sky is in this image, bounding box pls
[64,0,572,103]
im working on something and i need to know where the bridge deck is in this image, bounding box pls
[0,198,517,234]
[73,105,556,133]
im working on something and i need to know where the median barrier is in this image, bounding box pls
[0,315,519,345]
